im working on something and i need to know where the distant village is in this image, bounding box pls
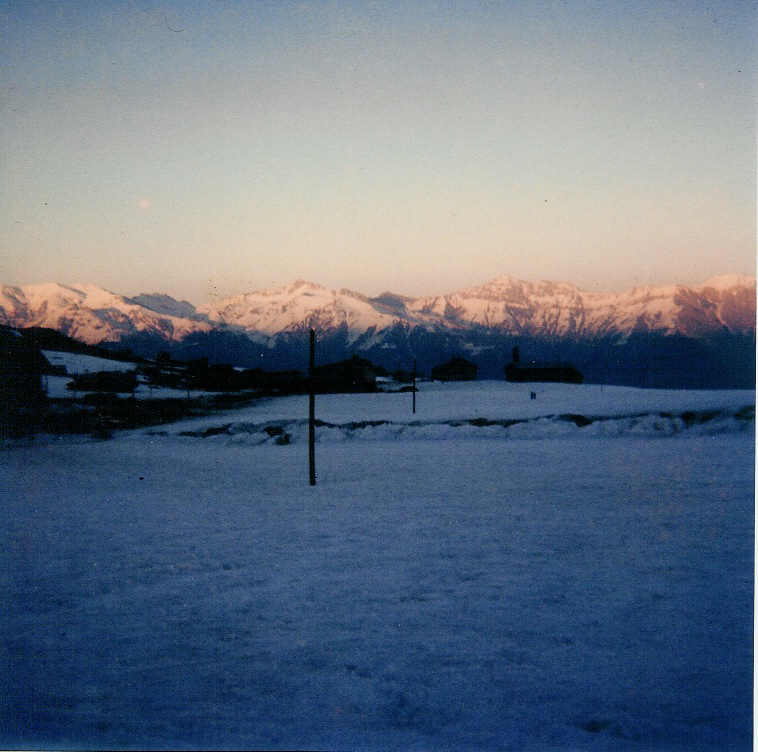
[2,325,586,439]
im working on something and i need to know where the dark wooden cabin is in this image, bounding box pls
[505,345,583,383]
[505,362,584,384]
[431,356,478,381]
[312,355,378,393]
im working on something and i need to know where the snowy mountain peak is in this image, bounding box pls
[699,274,756,291]
[470,274,533,295]
[0,282,213,344]
[482,273,521,287]
[1,273,755,348]
[128,293,204,321]
[370,292,414,318]
[199,279,413,340]
[461,275,583,300]
[288,279,328,294]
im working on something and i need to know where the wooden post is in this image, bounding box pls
[308,329,316,486]
[412,358,416,414]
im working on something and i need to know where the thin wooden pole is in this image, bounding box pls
[412,358,416,414]
[308,329,316,486]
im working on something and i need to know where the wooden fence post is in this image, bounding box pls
[309,329,316,486]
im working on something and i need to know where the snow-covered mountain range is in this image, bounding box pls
[1,274,754,346]
[0,283,214,345]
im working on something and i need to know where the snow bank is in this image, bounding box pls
[161,406,753,446]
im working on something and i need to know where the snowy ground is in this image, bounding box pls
[42,350,139,376]
[156,380,755,444]
[42,350,215,401]
[1,382,754,751]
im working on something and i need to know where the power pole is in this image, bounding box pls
[308,329,316,486]
[412,358,416,414]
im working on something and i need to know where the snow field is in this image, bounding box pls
[153,381,754,446]
[1,422,753,750]
[159,380,755,429]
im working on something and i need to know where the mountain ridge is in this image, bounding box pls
[1,274,754,347]
[2,274,754,388]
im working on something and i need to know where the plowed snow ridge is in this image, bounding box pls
[170,406,754,444]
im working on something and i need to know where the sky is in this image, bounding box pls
[1,0,755,305]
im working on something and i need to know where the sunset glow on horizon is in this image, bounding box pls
[2,0,755,305]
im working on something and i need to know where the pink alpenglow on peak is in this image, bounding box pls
[0,282,213,344]
[0,275,754,345]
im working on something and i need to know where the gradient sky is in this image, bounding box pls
[2,0,755,304]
